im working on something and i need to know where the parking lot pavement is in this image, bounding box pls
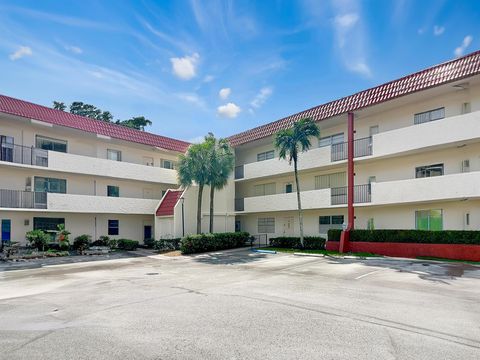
[0,249,479,360]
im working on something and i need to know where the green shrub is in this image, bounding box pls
[73,234,91,253]
[91,235,109,247]
[26,230,49,250]
[143,238,155,248]
[117,239,139,250]
[56,224,71,250]
[180,232,249,254]
[154,238,181,251]
[328,229,342,242]
[350,229,480,245]
[269,236,326,249]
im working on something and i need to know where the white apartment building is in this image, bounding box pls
[1,51,480,245]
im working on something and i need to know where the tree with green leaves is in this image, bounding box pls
[115,116,153,131]
[205,133,235,233]
[274,118,320,247]
[177,137,213,234]
[53,101,66,111]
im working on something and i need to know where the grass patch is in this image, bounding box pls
[416,256,480,265]
[260,247,380,257]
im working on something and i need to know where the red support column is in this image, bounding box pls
[339,112,355,253]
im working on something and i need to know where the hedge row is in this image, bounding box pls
[269,236,326,249]
[180,232,250,254]
[154,238,182,251]
[327,229,480,245]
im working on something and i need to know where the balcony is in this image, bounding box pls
[330,184,371,205]
[331,137,372,162]
[47,193,160,214]
[372,111,480,158]
[0,189,47,209]
[238,188,331,213]
[371,171,480,206]
[0,143,48,167]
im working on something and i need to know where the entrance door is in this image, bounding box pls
[1,219,11,243]
[144,225,152,240]
[282,217,294,236]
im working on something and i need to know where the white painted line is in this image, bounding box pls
[355,269,384,280]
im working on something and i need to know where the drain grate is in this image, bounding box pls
[145,272,159,276]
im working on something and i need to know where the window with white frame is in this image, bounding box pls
[161,159,176,169]
[319,133,344,147]
[319,215,344,234]
[107,149,122,161]
[257,150,274,162]
[258,217,275,233]
[415,164,444,178]
[254,183,276,196]
[36,135,67,153]
[315,172,346,189]
[414,107,445,125]
[415,209,443,231]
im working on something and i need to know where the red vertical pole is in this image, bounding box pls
[339,112,354,253]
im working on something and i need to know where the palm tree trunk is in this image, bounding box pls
[197,184,204,234]
[294,160,304,247]
[209,185,215,233]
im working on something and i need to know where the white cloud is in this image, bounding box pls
[170,53,199,80]
[219,88,231,100]
[433,25,445,36]
[250,87,273,109]
[203,74,214,82]
[176,92,206,108]
[334,13,359,29]
[217,102,241,118]
[9,45,32,60]
[188,135,205,144]
[65,45,83,54]
[454,35,473,57]
[347,61,371,77]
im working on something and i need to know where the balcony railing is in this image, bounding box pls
[331,137,372,162]
[0,189,47,209]
[331,184,371,205]
[234,165,244,179]
[0,143,48,167]
[234,198,245,211]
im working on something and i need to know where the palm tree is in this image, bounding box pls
[177,138,213,234]
[274,118,320,247]
[205,134,235,233]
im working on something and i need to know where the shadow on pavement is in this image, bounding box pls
[188,248,269,265]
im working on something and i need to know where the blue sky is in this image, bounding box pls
[0,0,479,142]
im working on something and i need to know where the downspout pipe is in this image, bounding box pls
[339,112,355,253]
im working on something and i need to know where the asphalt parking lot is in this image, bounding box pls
[0,249,479,360]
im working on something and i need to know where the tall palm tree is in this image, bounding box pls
[177,138,213,234]
[274,118,320,247]
[205,134,235,233]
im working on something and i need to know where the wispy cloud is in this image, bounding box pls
[217,102,241,118]
[219,87,231,100]
[65,45,83,54]
[331,1,372,77]
[203,74,214,83]
[170,53,199,80]
[175,92,206,108]
[9,45,32,60]
[250,87,273,109]
[454,35,473,57]
[433,25,445,36]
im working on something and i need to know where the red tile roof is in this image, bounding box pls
[156,189,184,216]
[228,50,480,147]
[0,94,190,153]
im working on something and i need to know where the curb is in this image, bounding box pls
[252,249,277,254]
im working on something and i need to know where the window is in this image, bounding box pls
[319,133,344,147]
[34,217,64,241]
[143,157,154,166]
[34,177,66,193]
[258,217,275,233]
[36,135,67,153]
[315,172,346,189]
[319,215,344,233]
[257,150,274,162]
[1,219,11,243]
[414,107,445,125]
[107,185,119,197]
[0,135,14,162]
[161,159,175,169]
[107,149,122,161]
[369,125,379,136]
[285,183,293,193]
[461,102,471,114]
[415,164,444,178]
[108,220,119,235]
[161,190,167,198]
[415,210,443,230]
[254,183,276,196]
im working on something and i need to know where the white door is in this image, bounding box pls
[283,217,294,235]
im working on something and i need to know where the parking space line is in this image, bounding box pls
[355,269,384,280]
